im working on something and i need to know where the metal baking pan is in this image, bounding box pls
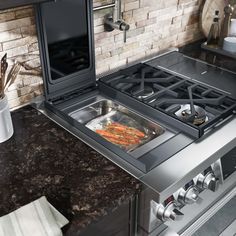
[69,99,165,152]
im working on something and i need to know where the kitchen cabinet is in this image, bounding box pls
[0,0,54,10]
[77,198,137,236]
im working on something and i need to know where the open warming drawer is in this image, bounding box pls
[46,92,192,173]
[69,98,167,154]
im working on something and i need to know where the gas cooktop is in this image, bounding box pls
[99,62,236,138]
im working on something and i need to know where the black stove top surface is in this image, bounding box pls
[99,61,236,138]
[146,51,236,100]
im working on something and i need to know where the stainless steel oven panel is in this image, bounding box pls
[138,188,164,234]
[141,117,236,202]
[138,161,236,236]
[166,171,236,235]
[137,147,236,235]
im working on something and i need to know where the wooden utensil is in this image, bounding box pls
[4,62,21,91]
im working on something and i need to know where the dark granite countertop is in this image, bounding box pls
[0,106,141,235]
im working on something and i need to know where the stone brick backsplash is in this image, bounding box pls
[94,0,204,75]
[0,0,204,109]
[0,6,42,109]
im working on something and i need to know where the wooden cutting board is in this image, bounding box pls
[201,0,225,37]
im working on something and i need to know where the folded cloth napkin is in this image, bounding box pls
[0,196,69,236]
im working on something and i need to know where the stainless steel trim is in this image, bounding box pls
[141,48,179,64]
[93,3,116,11]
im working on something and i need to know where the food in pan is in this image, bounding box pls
[95,122,146,147]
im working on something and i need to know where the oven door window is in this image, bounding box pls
[41,0,90,81]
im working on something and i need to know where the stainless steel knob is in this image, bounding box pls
[164,202,184,221]
[176,186,199,205]
[185,187,199,204]
[155,202,184,221]
[154,203,165,221]
[163,202,176,221]
[204,172,220,192]
[196,172,219,192]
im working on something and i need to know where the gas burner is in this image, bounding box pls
[131,85,154,99]
[101,63,236,137]
[174,104,208,125]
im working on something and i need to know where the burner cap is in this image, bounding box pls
[131,85,154,99]
[174,104,208,125]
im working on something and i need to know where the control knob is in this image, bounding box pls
[195,171,219,192]
[176,186,199,205]
[155,202,184,221]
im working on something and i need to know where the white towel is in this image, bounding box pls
[0,196,69,236]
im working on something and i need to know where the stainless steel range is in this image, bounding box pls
[35,0,236,235]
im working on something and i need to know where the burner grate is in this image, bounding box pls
[99,63,236,137]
